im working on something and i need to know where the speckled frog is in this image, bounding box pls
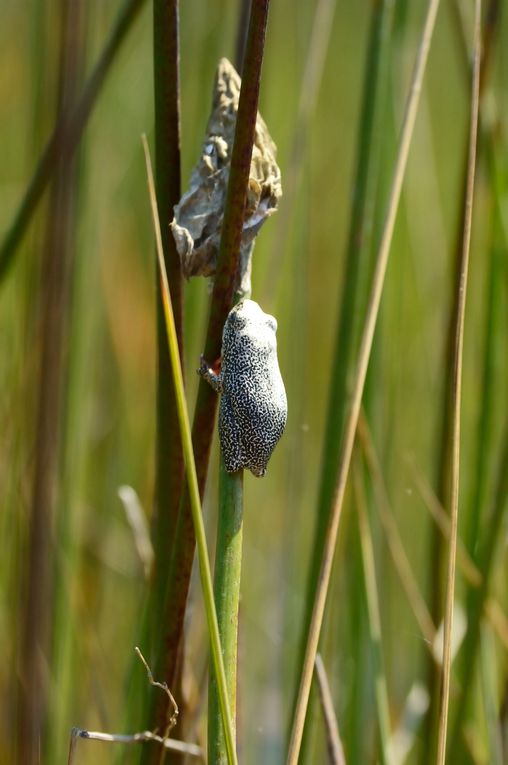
[198,299,287,476]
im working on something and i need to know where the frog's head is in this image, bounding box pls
[225,299,278,346]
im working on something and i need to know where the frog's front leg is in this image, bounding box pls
[197,355,223,393]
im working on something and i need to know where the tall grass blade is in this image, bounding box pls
[152,0,183,553]
[423,3,499,756]
[479,626,504,765]
[142,2,185,752]
[448,426,508,760]
[314,654,346,765]
[289,1,394,753]
[286,2,442,761]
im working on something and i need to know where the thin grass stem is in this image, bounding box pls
[448,426,508,756]
[67,728,202,762]
[314,654,346,765]
[286,3,442,761]
[423,3,497,756]
[289,0,394,752]
[435,2,481,761]
[142,136,237,765]
[144,2,185,752]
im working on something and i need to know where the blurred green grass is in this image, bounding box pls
[1,1,507,764]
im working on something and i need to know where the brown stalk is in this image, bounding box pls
[314,654,347,765]
[151,0,271,728]
[146,5,185,752]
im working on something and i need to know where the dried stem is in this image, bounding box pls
[314,655,347,765]
[67,728,202,761]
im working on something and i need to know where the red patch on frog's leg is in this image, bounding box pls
[211,357,222,375]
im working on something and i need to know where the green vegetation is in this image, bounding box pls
[1,1,507,764]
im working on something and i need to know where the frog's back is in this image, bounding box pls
[221,353,287,476]
[217,299,288,476]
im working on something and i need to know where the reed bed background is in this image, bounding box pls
[1,1,507,764]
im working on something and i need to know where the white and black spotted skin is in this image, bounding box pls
[198,299,287,476]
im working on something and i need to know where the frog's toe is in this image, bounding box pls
[250,463,266,478]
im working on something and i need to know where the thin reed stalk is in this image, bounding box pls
[435,2,481,761]
[143,2,185,751]
[314,654,346,765]
[422,3,498,756]
[448,426,508,759]
[152,0,271,706]
[152,0,183,546]
[289,0,394,751]
[286,2,442,761]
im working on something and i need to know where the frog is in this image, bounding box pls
[198,299,287,477]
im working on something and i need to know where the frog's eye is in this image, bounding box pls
[266,316,277,333]
[228,310,246,329]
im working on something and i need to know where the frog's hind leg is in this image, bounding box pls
[218,397,246,473]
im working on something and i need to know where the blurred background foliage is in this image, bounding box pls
[1,1,507,764]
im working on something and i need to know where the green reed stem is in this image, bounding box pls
[208,463,244,765]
